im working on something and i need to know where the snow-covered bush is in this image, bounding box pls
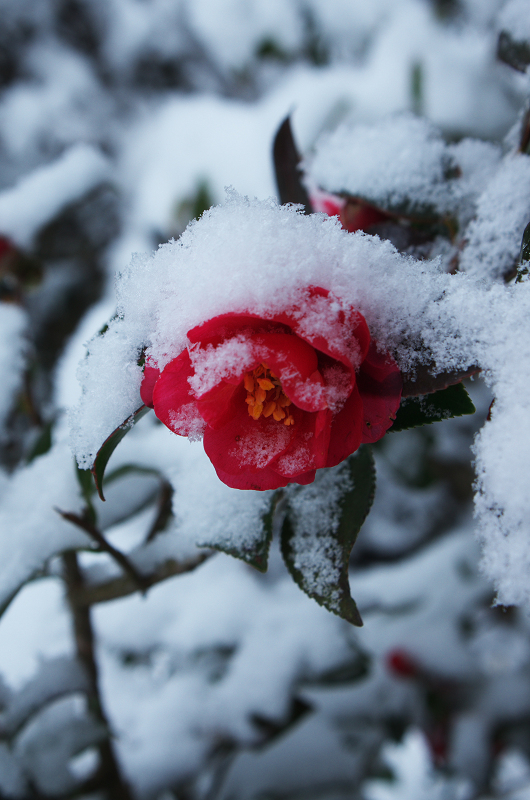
[1,1,530,799]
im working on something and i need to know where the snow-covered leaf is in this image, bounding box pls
[281,447,376,626]
[209,489,277,573]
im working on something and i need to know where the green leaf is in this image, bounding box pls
[91,405,150,501]
[210,491,279,573]
[26,419,54,463]
[497,30,530,73]
[390,383,475,433]
[281,447,376,627]
[273,116,311,212]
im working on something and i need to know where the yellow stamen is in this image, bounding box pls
[263,401,276,418]
[243,363,294,425]
[250,403,263,420]
[255,386,266,404]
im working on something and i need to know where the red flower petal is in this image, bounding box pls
[145,291,401,491]
[140,363,161,408]
[152,351,204,437]
[203,407,297,478]
[196,381,241,429]
[255,332,327,412]
[271,288,370,374]
[189,331,324,412]
[272,408,332,477]
[357,342,402,443]
[325,384,364,468]
[341,202,390,232]
[212,462,316,491]
[188,315,286,346]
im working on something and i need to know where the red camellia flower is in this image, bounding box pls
[140,287,402,491]
[310,189,391,233]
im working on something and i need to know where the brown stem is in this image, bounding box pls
[69,553,211,607]
[63,551,134,800]
[145,479,174,543]
[56,509,150,591]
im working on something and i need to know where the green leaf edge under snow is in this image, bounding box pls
[390,382,475,433]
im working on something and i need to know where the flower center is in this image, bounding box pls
[244,363,294,425]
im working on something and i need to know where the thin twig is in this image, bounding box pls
[63,551,134,800]
[145,479,174,543]
[56,508,150,591]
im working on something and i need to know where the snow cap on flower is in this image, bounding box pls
[72,191,478,470]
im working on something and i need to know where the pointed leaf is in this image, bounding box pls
[517,220,530,282]
[273,116,311,212]
[390,382,476,433]
[91,405,150,501]
[210,491,278,573]
[281,446,376,626]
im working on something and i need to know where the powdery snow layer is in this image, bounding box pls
[70,187,530,611]
[72,184,530,611]
[92,552,352,795]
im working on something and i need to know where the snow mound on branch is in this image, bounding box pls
[473,282,530,607]
[459,154,530,281]
[306,114,502,223]
[306,115,454,214]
